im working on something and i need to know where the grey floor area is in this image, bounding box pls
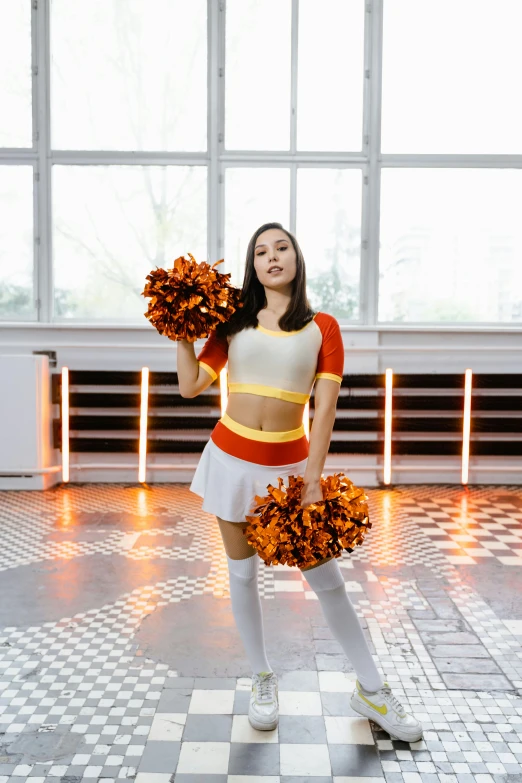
[0,483,521,782]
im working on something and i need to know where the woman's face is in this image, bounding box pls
[253,228,297,291]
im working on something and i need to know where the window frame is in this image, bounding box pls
[0,0,521,328]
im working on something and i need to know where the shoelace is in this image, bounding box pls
[381,686,405,713]
[255,673,275,703]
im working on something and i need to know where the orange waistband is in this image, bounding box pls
[210,419,309,466]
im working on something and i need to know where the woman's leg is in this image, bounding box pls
[301,557,423,741]
[217,517,272,675]
[300,556,384,692]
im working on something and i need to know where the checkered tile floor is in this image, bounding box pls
[0,483,521,782]
[401,497,522,566]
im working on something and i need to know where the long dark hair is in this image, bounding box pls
[216,222,316,339]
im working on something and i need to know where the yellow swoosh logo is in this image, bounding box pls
[359,692,388,715]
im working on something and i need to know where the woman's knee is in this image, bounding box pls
[300,556,336,573]
[299,556,345,591]
[216,516,258,560]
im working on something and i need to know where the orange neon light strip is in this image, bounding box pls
[219,368,228,418]
[384,368,393,485]
[462,368,472,485]
[61,366,70,483]
[138,367,149,483]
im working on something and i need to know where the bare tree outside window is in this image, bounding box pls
[2,1,522,325]
[51,0,207,320]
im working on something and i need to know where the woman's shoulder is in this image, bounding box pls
[313,311,340,329]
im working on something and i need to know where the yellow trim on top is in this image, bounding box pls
[315,372,343,384]
[198,361,218,381]
[228,383,310,404]
[221,412,305,442]
[255,313,317,337]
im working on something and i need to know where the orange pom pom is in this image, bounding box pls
[244,473,371,569]
[142,253,242,341]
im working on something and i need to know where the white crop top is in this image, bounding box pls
[196,311,344,404]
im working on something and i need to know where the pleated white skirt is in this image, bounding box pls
[189,437,308,523]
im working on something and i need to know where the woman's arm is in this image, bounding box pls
[301,377,340,505]
[177,339,214,398]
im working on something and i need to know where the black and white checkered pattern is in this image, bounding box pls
[0,483,520,782]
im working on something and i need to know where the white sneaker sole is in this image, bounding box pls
[350,695,423,743]
[248,710,278,731]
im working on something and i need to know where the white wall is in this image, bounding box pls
[1,324,521,487]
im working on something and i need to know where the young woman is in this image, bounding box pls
[178,221,423,742]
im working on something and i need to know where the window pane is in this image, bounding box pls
[297,168,361,320]
[0,166,35,320]
[51,0,207,151]
[53,166,207,320]
[225,168,290,285]
[379,169,522,323]
[0,0,32,147]
[382,0,522,154]
[225,0,291,150]
[297,0,364,151]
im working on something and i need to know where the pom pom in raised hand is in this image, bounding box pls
[244,473,371,569]
[142,253,242,342]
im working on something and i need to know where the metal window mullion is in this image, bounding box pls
[361,0,383,327]
[220,151,367,163]
[217,1,226,264]
[381,153,522,168]
[0,150,36,161]
[208,0,221,266]
[222,160,298,170]
[51,150,210,165]
[34,0,52,323]
[358,0,373,326]
[289,0,299,233]
[30,0,39,320]
[289,164,297,234]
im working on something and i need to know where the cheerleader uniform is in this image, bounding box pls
[188,312,425,742]
[189,312,344,522]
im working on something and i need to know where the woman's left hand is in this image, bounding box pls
[300,478,324,509]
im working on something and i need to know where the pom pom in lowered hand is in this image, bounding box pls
[244,473,371,569]
[142,253,242,342]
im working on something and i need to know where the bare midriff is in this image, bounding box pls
[225,392,305,433]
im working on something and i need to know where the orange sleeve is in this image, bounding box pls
[314,312,344,383]
[196,330,229,381]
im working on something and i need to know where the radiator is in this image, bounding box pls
[0,354,60,490]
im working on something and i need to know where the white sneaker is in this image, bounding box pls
[248,671,278,731]
[350,679,423,743]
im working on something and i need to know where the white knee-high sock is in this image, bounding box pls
[302,558,384,692]
[226,553,272,675]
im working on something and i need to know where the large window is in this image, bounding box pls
[0,1,32,148]
[381,0,522,154]
[0,166,34,320]
[1,1,521,326]
[297,0,364,152]
[379,169,522,323]
[225,168,291,285]
[296,168,362,320]
[53,166,207,320]
[51,0,207,152]
[225,0,292,151]
[379,0,522,323]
